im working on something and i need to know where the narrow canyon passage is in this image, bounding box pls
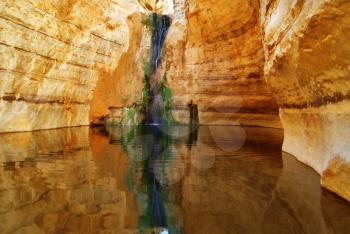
[0,126,350,233]
[0,0,350,233]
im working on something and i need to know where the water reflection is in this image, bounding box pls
[0,126,349,234]
[114,125,186,233]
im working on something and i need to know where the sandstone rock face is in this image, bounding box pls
[89,13,150,125]
[0,0,280,130]
[0,0,173,131]
[1,0,349,203]
[165,0,281,127]
[261,0,350,201]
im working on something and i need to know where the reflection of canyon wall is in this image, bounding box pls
[262,153,327,234]
[180,127,350,233]
[0,127,137,233]
[261,0,350,201]
[261,153,350,234]
[165,0,281,127]
[181,127,283,233]
[0,0,173,131]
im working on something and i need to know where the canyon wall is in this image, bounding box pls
[1,0,349,202]
[0,0,280,130]
[89,13,150,125]
[0,0,173,131]
[165,0,281,127]
[261,0,350,201]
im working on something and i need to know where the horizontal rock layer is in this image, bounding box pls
[165,0,281,128]
[0,0,173,131]
[0,0,281,130]
[1,0,349,203]
[261,0,350,201]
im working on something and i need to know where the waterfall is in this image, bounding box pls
[151,14,171,83]
[145,13,172,125]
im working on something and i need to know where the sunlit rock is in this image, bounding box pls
[0,0,349,205]
[165,0,281,127]
[261,0,350,202]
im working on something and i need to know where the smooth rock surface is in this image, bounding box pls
[164,0,281,127]
[0,0,172,131]
[261,0,350,201]
[89,13,150,125]
[0,0,349,203]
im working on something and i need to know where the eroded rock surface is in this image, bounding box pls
[165,0,281,127]
[0,0,172,131]
[89,12,150,125]
[1,0,349,202]
[261,0,350,201]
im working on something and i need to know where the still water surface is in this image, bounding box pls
[0,125,350,234]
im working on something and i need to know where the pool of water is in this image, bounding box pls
[0,125,349,234]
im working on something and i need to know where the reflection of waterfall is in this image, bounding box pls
[126,126,174,231]
[3,126,350,233]
[111,125,198,233]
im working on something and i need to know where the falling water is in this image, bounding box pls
[146,14,172,125]
[151,14,171,83]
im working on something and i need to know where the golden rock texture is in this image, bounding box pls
[0,0,172,131]
[261,0,350,201]
[164,0,281,127]
[138,0,174,14]
[1,0,350,202]
[89,13,150,125]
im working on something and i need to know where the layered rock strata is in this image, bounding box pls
[1,0,350,203]
[0,0,172,131]
[261,0,350,201]
[165,0,281,127]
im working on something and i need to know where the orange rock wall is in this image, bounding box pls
[165,0,281,127]
[89,13,150,124]
[261,0,350,201]
[0,0,171,131]
[1,0,349,202]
